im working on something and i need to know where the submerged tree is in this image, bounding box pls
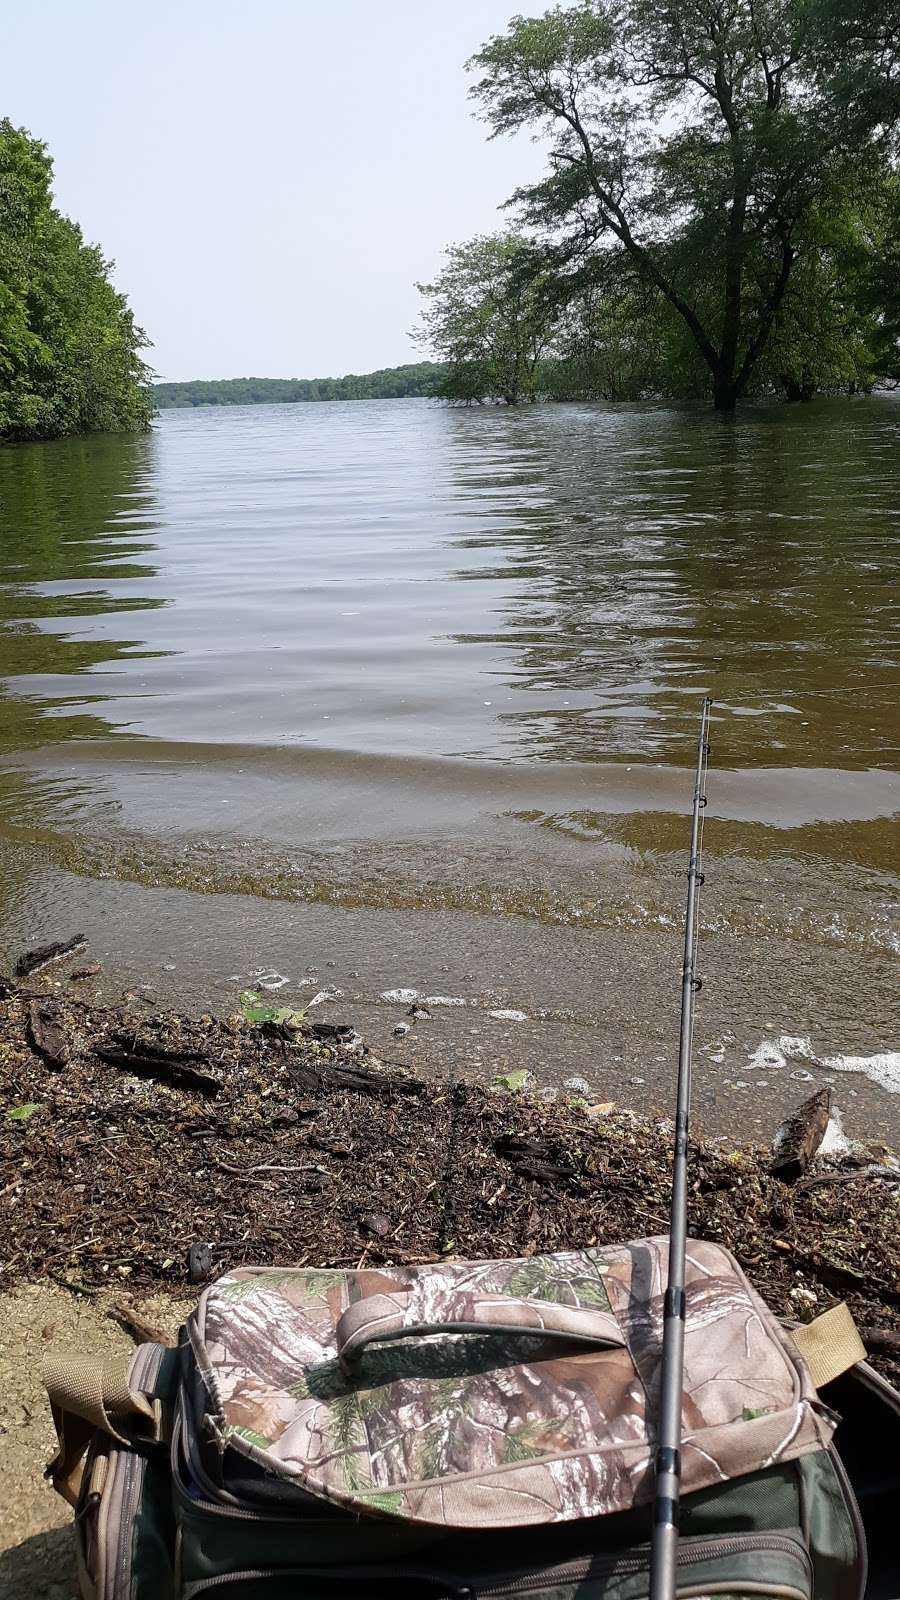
[0,120,152,443]
[416,233,557,403]
[468,0,900,410]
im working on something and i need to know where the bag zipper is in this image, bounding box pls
[182,1532,812,1596]
[475,1535,812,1598]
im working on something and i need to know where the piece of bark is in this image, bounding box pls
[27,1000,69,1070]
[858,1326,900,1354]
[510,1157,581,1186]
[359,1212,391,1238]
[496,1135,557,1161]
[15,934,88,979]
[70,962,102,981]
[307,1021,361,1046]
[771,1087,832,1183]
[95,1037,222,1096]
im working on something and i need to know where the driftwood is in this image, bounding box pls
[15,934,87,979]
[94,1036,222,1096]
[287,1056,423,1099]
[27,1000,69,1070]
[771,1087,832,1183]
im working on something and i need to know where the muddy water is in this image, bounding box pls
[0,399,897,1139]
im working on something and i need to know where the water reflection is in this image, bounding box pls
[444,400,900,764]
[0,398,896,769]
[0,431,165,748]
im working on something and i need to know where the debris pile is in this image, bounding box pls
[1,945,898,1381]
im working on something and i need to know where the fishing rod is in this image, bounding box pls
[649,695,712,1600]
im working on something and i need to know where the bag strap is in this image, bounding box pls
[336,1288,626,1372]
[43,1349,162,1506]
[788,1303,867,1389]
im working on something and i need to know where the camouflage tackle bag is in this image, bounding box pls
[44,1235,895,1600]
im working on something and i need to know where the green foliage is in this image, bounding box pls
[415,234,556,404]
[0,121,152,443]
[154,364,445,408]
[238,988,305,1025]
[459,0,900,409]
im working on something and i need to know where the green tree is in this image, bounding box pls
[416,233,556,404]
[0,120,152,443]
[469,0,900,410]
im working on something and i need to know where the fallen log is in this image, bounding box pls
[27,1000,69,1070]
[15,934,87,979]
[771,1087,832,1183]
[94,1037,222,1096]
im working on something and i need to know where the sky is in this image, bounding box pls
[4,1,547,382]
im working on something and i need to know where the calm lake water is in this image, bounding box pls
[0,398,897,1134]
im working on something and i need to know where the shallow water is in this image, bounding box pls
[0,398,897,1135]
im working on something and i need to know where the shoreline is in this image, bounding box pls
[1,949,898,1590]
[2,955,897,1355]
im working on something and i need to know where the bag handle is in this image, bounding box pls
[788,1303,867,1389]
[43,1350,161,1505]
[335,1288,626,1373]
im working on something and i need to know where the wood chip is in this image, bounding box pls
[27,1000,68,1070]
[771,1087,832,1183]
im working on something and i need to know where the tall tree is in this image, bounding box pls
[0,120,152,442]
[469,0,900,409]
[416,234,556,404]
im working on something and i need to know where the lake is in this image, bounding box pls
[0,397,897,1136]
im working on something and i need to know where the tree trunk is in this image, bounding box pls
[713,378,738,411]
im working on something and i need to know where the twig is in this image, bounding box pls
[798,1167,900,1193]
[45,1270,94,1298]
[213,1160,326,1177]
[108,1298,176,1347]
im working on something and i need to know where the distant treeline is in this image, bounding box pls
[154,364,447,408]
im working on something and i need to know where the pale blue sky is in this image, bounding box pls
[5,1,545,381]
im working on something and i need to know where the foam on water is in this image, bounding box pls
[824,1050,900,1095]
[747,1034,900,1094]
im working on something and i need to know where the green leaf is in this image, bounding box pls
[6,1103,40,1121]
[742,1406,772,1421]
[239,988,273,1021]
[493,1069,533,1092]
[239,989,305,1025]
